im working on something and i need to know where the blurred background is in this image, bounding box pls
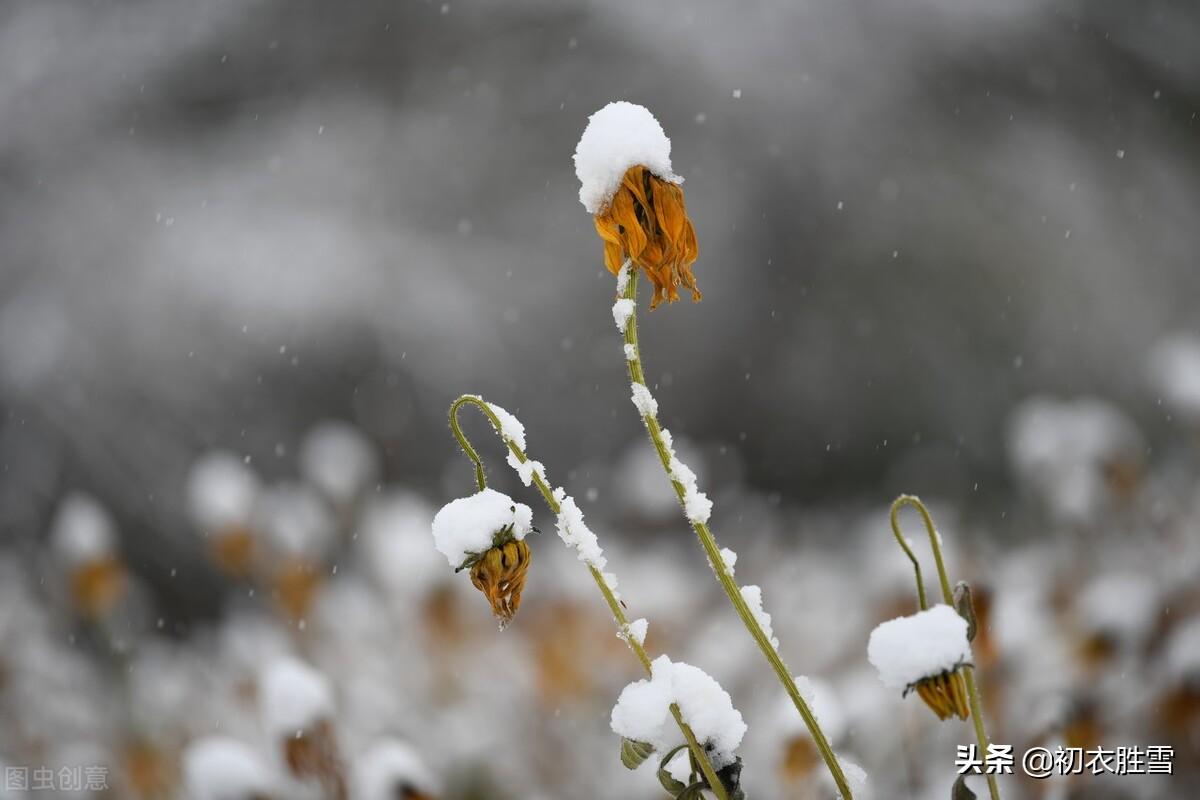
[1,0,1200,798]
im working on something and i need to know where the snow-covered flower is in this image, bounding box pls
[431,488,534,626]
[867,604,973,721]
[182,736,280,800]
[299,420,380,507]
[49,492,128,619]
[186,450,262,578]
[1007,396,1143,524]
[1148,334,1200,425]
[254,483,336,620]
[259,656,345,796]
[575,102,700,309]
[351,739,441,800]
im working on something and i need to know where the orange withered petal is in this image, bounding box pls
[592,165,700,308]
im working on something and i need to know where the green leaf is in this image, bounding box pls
[619,738,655,770]
[675,783,706,799]
[952,774,977,800]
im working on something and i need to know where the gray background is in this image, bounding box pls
[1,0,1197,583]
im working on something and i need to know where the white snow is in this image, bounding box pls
[837,758,871,800]
[630,383,658,417]
[359,492,443,599]
[613,298,636,333]
[574,101,680,214]
[50,493,117,565]
[483,400,546,487]
[1008,396,1142,522]
[622,617,649,647]
[669,453,712,524]
[552,487,607,570]
[867,604,971,690]
[615,260,632,294]
[1148,334,1200,421]
[1078,572,1158,644]
[254,483,336,560]
[431,488,533,568]
[508,453,546,488]
[259,656,335,738]
[624,343,637,362]
[740,585,779,650]
[720,547,738,576]
[486,401,527,451]
[186,450,261,533]
[351,739,441,800]
[299,420,380,504]
[610,655,747,769]
[182,737,278,800]
[1165,616,1200,680]
[778,675,847,742]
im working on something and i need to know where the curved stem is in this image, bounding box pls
[449,395,729,800]
[449,396,489,491]
[888,495,1001,800]
[618,270,852,799]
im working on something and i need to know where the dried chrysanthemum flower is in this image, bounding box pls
[49,493,129,619]
[867,604,973,722]
[594,165,700,309]
[432,488,535,627]
[575,101,700,309]
[467,537,532,626]
[911,668,970,721]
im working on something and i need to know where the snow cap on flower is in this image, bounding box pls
[432,488,535,625]
[259,656,334,739]
[610,654,746,769]
[50,492,117,566]
[868,604,971,691]
[576,102,700,309]
[868,604,972,721]
[186,450,261,534]
[431,488,532,569]
[574,101,678,214]
[351,739,441,800]
[299,420,380,505]
[182,737,279,800]
[1148,334,1200,423]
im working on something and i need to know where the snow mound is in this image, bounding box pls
[574,101,679,214]
[867,604,971,690]
[610,655,746,769]
[431,488,533,567]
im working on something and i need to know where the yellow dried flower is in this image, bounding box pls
[69,556,127,619]
[593,165,700,309]
[468,538,532,627]
[910,668,971,721]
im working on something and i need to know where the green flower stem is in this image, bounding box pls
[618,270,853,800]
[890,495,1002,800]
[449,395,729,800]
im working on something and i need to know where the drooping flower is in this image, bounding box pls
[575,102,701,309]
[594,166,700,309]
[432,488,535,626]
[867,604,973,721]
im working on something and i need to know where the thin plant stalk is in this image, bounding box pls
[449,395,729,800]
[617,270,853,799]
[890,495,1002,800]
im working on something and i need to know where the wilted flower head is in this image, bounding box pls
[50,493,128,619]
[867,604,973,721]
[575,102,700,309]
[432,488,534,626]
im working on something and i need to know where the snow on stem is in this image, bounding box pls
[615,266,855,800]
[446,394,729,800]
